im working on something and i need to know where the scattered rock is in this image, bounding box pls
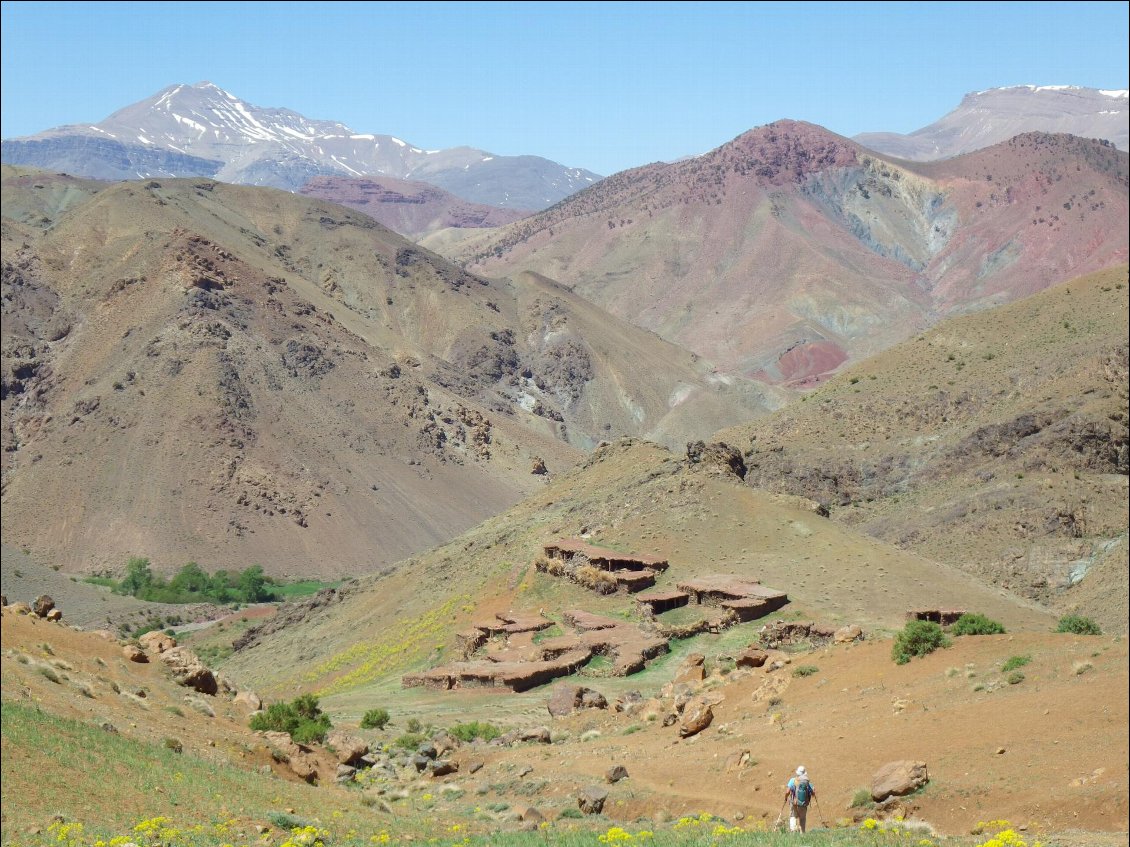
[412,754,430,773]
[676,653,707,684]
[335,764,357,783]
[32,595,55,618]
[8,602,32,616]
[468,761,484,774]
[871,760,929,802]
[122,645,149,663]
[724,750,751,772]
[531,457,548,475]
[736,647,769,668]
[515,805,544,823]
[430,760,458,777]
[578,785,608,815]
[834,625,864,644]
[45,609,62,622]
[614,691,643,713]
[606,765,629,783]
[519,726,552,744]
[679,701,713,738]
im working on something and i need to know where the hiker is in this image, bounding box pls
[784,765,815,832]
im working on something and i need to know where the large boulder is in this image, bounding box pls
[158,647,218,694]
[46,609,63,622]
[676,653,707,684]
[736,647,769,668]
[871,760,929,802]
[123,645,149,663]
[139,631,177,653]
[606,765,629,784]
[835,625,864,644]
[547,684,607,716]
[326,730,369,766]
[679,700,713,738]
[233,691,263,712]
[578,786,608,815]
[519,726,552,744]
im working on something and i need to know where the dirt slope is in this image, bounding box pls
[718,266,1129,633]
[1,168,773,578]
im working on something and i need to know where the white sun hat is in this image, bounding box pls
[796,766,807,776]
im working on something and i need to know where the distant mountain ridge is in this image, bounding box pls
[0,82,601,209]
[299,175,531,240]
[855,85,1129,160]
[431,121,1128,386]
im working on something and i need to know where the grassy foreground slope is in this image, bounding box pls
[719,266,1129,634]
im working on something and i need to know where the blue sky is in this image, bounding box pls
[1,1,1127,175]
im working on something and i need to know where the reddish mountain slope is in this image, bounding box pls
[434,122,1128,385]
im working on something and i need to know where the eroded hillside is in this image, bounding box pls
[719,266,1129,634]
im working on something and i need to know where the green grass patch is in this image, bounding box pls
[792,665,819,677]
[1000,655,1031,672]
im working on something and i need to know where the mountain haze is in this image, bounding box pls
[0,82,601,209]
[856,85,1130,160]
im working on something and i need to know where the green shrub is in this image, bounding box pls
[449,721,503,743]
[405,717,422,733]
[951,613,1006,636]
[1006,671,1025,685]
[392,732,427,751]
[558,807,584,819]
[1056,615,1102,635]
[360,708,390,730]
[249,693,331,743]
[892,620,950,665]
[1001,655,1030,672]
[792,665,819,677]
[851,788,873,808]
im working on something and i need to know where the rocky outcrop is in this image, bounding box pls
[686,441,747,479]
[158,647,218,694]
[139,631,177,654]
[577,786,608,815]
[871,760,929,801]
[32,595,54,617]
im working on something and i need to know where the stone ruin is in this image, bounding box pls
[403,540,790,693]
[538,538,669,594]
[907,609,966,626]
[402,610,667,692]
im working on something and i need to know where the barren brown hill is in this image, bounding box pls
[428,123,1128,386]
[718,266,1129,635]
[299,174,532,240]
[1,168,773,579]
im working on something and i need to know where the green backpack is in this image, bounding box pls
[794,777,812,807]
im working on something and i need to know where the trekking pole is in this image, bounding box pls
[814,795,829,828]
[773,798,788,830]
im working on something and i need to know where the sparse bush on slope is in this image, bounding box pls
[951,613,1006,636]
[892,620,950,665]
